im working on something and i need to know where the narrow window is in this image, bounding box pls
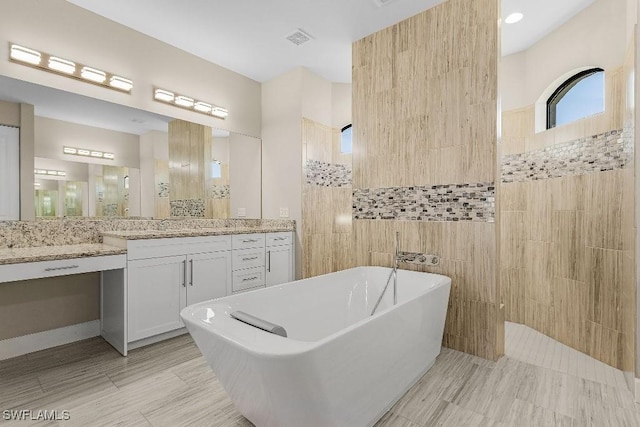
[341,124,352,154]
[547,68,604,129]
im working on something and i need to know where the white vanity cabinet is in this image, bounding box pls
[266,232,294,287]
[103,230,293,353]
[121,235,232,343]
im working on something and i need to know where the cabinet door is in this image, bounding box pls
[187,251,232,306]
[266,245,293,287]
[127,255,186,342]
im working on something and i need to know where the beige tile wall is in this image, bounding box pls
[352,0,502,361]
[302,118,353,278]
[500,58,635,370]
[621,41,636,376]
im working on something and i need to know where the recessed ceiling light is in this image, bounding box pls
[505,12,524,24]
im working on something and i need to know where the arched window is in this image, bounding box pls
[546,68,604,129]
[341,124,352,153]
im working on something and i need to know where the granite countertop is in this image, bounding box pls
[0,243,127,266]
[102,226,294,240]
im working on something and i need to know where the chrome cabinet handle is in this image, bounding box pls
[182,260,186,287]
[242,239,259,243]
[189,259,193,286]
[242,256,258,261]
[242,276,258,282]
[267,250,271,272]
[273,237,287,241]
[44,265,79,271]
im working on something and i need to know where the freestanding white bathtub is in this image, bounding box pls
[180,266,451,427]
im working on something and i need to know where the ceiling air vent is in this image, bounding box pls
[373,0,399,7]
[286,29,313,46]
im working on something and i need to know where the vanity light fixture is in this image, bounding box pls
[154,89,174,102]
[194,101,212,113]
[63,146,114,160]
[212,107,229,119]
[109,76,133,92]
[80,66,106,83]
[10,45,41,65]
[9,43,133,93]
[175,95,194,108]
[48,56,76,74]
[35,169,66,177]
[153,87,228,120]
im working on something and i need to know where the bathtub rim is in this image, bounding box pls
[181,266,451,358]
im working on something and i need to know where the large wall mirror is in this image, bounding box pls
[0,75,262,219]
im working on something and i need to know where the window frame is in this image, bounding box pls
[546,67,604,130]
[340,123,352,154]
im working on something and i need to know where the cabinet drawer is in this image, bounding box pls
[0,254,126,284]
[232,248,265,271]
[232,266,265,292]
[232,234,266,250]
[126,235,231,260]
[266,232,293,247]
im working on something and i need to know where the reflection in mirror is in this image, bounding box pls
[91,165,139,217]
[0,75,263,220]
[210,130,261,219]
[34,181,58,217]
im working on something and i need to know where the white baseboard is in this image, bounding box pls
[636,378,640,403]
[0,320,100,361]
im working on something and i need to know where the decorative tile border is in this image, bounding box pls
[306,160,352,187]
[169,199,205,217]
[157,182,169,198]
[208,185,230,199]
[103,204,119,217]
[502,129,631,183]
[353,182,495,222]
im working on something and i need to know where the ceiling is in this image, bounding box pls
[502,0,596,56]
[0,0,599,136]
[67,0,597,83]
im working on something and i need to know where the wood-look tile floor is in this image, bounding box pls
[0,328,638,427]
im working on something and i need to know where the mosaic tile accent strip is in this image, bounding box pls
[208,185,230,199]
[353,182,495,222]
[306,160,352,187]
[502,129,631,183]
[157,182,169,198]
[170,199,205,217]
[102,204,119,217]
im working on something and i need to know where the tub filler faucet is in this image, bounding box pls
[371,232,441,316]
